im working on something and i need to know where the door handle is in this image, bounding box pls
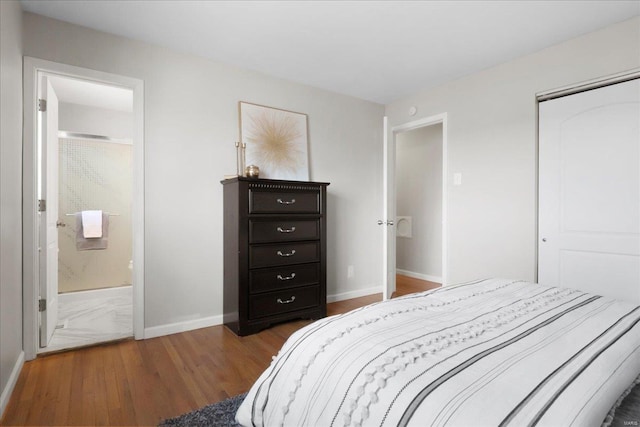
[542,238,547,242]
[56,220,66,228]
[377,220,394,226]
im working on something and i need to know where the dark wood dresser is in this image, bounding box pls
[221,177,329,336]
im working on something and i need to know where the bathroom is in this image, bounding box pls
[40,75,134,353]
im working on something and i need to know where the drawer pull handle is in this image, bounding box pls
[277,249,296,257]
[276,198,296,205]
[277,226,296,233]
[277,273,296,281]
[277,296,296,304]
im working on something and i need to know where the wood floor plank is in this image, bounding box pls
[81,349,99,426]
[8,364,32,426]
[18,362,37,405]
[0,276,437,426]
[102,346,124,425]
[95,348,111,425]
[24,356,56,425]
[67,351,85,426]
[162,334,210,408]
[118,340,156,426]
[52,352,73,425]
[112,344,137,425]
[394,274,441,297]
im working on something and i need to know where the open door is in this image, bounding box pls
[381,116,396,299]
[39,75,60,347]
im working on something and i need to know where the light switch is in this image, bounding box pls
[453,173,462,186]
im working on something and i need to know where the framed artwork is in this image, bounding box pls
[239,101,309,181]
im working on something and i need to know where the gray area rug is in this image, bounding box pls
[160,384,639,427]
[159,393,246,427]
[604,378,640,427]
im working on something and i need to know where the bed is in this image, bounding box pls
[236,279,640,426]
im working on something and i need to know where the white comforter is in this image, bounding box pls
[237,279,640,427]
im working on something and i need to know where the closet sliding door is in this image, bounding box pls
[538,78,639,303]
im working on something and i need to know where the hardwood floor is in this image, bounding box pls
[393,274,441,297]
[0,276,438,426]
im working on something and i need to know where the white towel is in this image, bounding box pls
[82,210,103,238]
[75,212,109,250]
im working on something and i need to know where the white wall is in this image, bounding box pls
[386,17,640,285]
[59,102,133,139]
[396,124,442,280]
[23,12,385,331]
[0,0,24,417]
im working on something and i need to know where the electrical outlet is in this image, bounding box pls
[347,265,354,278]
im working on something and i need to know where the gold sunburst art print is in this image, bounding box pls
[239,102,309,181]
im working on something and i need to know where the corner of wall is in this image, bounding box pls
[0,0,24,420]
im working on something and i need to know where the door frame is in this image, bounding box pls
[383,113,448,299]
[23,57,145,360]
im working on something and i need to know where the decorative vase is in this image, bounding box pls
[245,165,260,179]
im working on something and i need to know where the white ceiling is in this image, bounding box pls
[48,75,133,112]
[21,0,640,104]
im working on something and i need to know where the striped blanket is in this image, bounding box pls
[236,279,640,427]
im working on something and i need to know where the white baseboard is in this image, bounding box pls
[143,287,383,338]
[396,269,442,284]
[0,350,24,419]
[144,315,223,339]
[143,286,381,338]
[59,285,132,304]
[327,286,381,303]
[142,278,433,340]
[142,283,401,339]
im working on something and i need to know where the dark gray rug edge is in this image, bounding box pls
[159,381,640,427]
[604,375,640,427]
[159,393,247,427]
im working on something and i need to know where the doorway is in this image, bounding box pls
[23,58,145,360]
[42,75,135,353]
[394,124,443,296]
[382,114,448,299]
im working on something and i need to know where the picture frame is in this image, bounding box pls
[239,101,309,181]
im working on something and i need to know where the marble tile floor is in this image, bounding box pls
[39,285,133,354]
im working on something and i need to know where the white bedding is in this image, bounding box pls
[237,279,640,427]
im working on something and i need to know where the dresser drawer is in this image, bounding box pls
[250,242,319,268]
[249,285,320,319]
[249,263,320,294]
[249,219,319,244]
[249,190,319,214]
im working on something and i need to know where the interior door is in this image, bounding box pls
[39,75,60,347]
[382,117,396,299]
[538,78,640,303]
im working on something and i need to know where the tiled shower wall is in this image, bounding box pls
[58,138,132,293]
